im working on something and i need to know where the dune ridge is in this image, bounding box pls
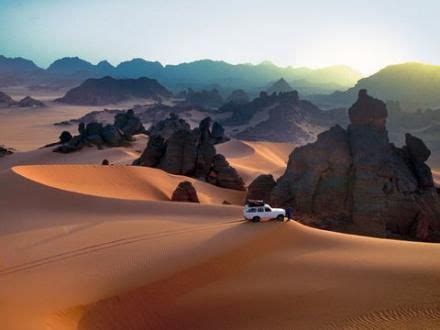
[217,140,295,184]
[13,164,245,205]
[1,138,440,330]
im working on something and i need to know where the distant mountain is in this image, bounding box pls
[56,76,172,105]
[0,90,15,106]
[0,55,44,87]
[116,58,163,78]
[313,63,440,111]
[0,55,362,95]
[267,78,293,94]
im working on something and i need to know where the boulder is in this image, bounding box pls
[101,125,123,146]
[207,154,246,191]
[59,131,73,144]
[171,181,199,203]
[246,174,277,203]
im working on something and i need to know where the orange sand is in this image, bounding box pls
[0,128,440,330]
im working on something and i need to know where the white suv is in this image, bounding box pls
[244,201,286,222]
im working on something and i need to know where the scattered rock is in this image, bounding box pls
[54,110,145,153]
[171,181,199,203]
[101,159,110,165]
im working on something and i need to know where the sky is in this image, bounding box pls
[0,0,439,75]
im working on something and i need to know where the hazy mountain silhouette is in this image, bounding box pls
[56,76,172,105]
[267,78,293,94]
[0,55,362,94]
[313,63,440,111]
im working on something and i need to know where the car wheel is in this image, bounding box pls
[276,214,285,222]
[252,216,261,223]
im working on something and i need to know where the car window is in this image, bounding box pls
[258,207,264,212]
[265,207,271,212]
[248,208,256,213]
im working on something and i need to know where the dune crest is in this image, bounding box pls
[13,165,245,205]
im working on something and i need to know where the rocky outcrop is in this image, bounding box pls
[206,154,246,191]
[0,145,13,157]
[148,112,191,140]
[181,88,224,109]
[267,78,293,94]
[221,90,347,143]
[171,181,199,203]
[56,76,172,105]
[267,90,440,242]
[134,114,243,190]
[226,89,249,104]
[246,174,277,202]
[54,110,145,153]
[17,96,45,108]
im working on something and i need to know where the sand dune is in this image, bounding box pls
[217,140,295,184]
[14,164,245,205]
[1,164,440,330]
[1,126,440,329]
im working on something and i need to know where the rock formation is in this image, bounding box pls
[171,181,200,203]
[267,78,293,94]
[56,76,172,105]
[226,89,250,104]
[263,90,440,242]
[17,96,45,108]
[246,174,277,202]
[206,154,246,191]
[134,114,244,190]
[220,91,347,143]
[181,88,224,109]
[54,110,145,153]
[0,145,13,157]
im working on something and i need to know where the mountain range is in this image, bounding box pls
[312,62,440,111]
[0,55,362,95]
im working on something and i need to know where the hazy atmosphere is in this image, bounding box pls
[1,0,440,73]
[1,1,440,330]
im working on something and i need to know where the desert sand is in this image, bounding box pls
[1,135,440,330]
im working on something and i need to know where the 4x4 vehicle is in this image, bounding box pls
[243,200,286,222]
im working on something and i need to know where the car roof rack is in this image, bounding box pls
[245,200,265,207]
